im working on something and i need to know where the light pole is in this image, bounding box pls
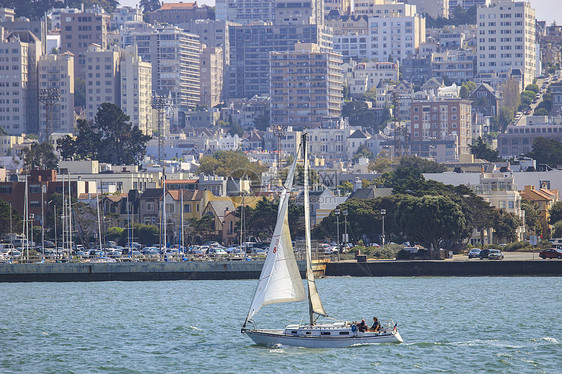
[343,209,348,250]
[335,208,340,260]
[381,209,386,252]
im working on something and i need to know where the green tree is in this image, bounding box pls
[525,84,540,93]
[396,195,469,255]
[140,0,161,13]
[352,143,374,162]
[134,223,159,245]
[469,137,501,162]
[253,111,270,131]
[376,156,446,188]
[342,100,377,129]
[198,151,267,182]
[0,200,22,235]
[534,107,549,116]
[22,142,58,170]
[493,209,521,244]
[57,103,151,165]
[525,137,562,167]
[552,220,562,239]
[521,199,542,235]
[460,81,477,98]
[549,201,562,225]
[188,214,216,242]
[337,180,354,194]
[497,107,514,131]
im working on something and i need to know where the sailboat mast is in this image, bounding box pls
[303,133,328,325]
[302,134,314,326]
[96,182,103,252]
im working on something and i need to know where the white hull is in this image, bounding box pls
[244,328,403,348]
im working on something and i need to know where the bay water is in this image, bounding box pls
[1,277,560,373]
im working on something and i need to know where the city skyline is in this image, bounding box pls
[119,0,562,25]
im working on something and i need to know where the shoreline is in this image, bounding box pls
[0,259,561,282]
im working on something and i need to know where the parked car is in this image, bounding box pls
[488,249,504,260]
[479,249,491,259]
[468,248,481,258]
[539,248,562,259]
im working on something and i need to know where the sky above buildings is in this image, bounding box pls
[118,0,562,25]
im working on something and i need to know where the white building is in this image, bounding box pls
[476,0,536,89]
[85,44,120,120]
[121,23,201,113]
[404,0,448,19]
[38,52,75,137]
[0,31,41,135]
[120,45,152,135]
[354,0,418,17]
[343,60,399,97]
[110,6,142,30]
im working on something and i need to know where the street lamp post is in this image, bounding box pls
[335,208,340,260]
[343,210,348,250]
[381,209,386,252]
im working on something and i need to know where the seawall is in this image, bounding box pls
[0,261,283,282]
[1,260,560,282]
[325,260,562,277]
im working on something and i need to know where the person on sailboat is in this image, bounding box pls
[357,319,368,332]
[370,317,381,332]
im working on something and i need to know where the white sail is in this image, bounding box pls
[303,134,327,321]
[245,154,305,323]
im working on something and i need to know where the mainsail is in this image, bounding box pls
[244,152,305,324]
[303,134,327,323]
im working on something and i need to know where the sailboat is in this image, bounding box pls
[241,134,403,348]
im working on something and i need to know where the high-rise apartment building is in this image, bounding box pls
[216,0,277,24]
[200,45,224,109]
[270,43,343,130]
[60,8,110,79]
[85,44,120,120]
[110,6,143,30]
[476,0,536,88]
[0,31,41,135]
[180,19,232,65]
[410,98,473,157]
[122,23,201,112]
[353,0,417,17]
[38,52,75,137]
[324,0,352,15]
[229,23,333,98]
[120,45,152,135]
[148,2,214,25]
[450,0,491,12]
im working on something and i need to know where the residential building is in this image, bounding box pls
[0,31,41,135]
[430,49,477,83]
[216,0,276,24]
[120,45,152,135]
[342,60,399,97]
[226,95,270,128]
[0,135,26,157]
[122,23,201,113]
[469,83,501,117]
[498,120,562,158]
[353,0,417,17]
[550,82,562,116]
[324,0,352,15]
[228,23,332,98]
[148,2,215,25]
[401,55,432,86]
[85,44,120,120]
[38,52,75,137]
[0,12,47,53]
[520,185,559,237]
[472,172,525,243]
[180,19,232,65]
[270,43,343,130]
[449,0,491,12]
[110,6,142,30]
[0,169,96,225]
[200,45,224,108]
[410,98,473,157]
[476,0,536,89]
[59,8,110,79]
